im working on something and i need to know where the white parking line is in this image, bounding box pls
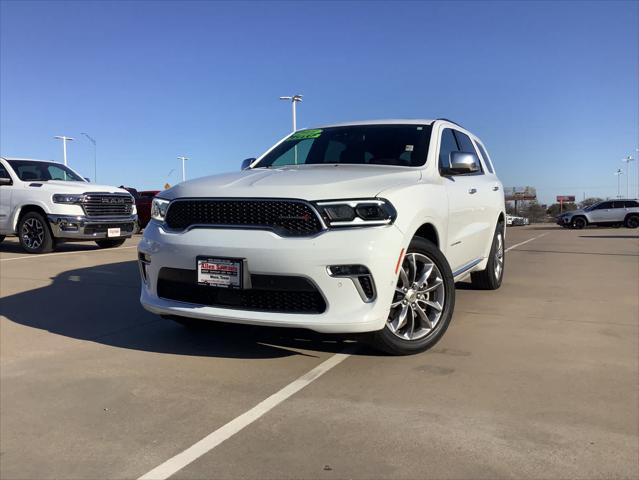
[0,245,138,262]
[138,350,353,480]
[505,233,548,252]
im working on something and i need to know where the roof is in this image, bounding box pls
[316,119,437,129]
[1,156,58,163]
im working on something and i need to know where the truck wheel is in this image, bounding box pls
[18,212,55,254]
[95,239,126,248]
[368,237,455,355]
[572,216,587,229]
[471,223,505,290]
[625,215,639,229]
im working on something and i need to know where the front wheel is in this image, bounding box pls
[572,216,587,229]
[368,237,455,355]
[18,212,55,253]
[95,238,126,248]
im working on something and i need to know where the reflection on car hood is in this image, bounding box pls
[163,164,422,200]
[24,180,130,194]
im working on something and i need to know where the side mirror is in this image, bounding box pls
[0,177,12,186]
[446,151,480,175]
[241,158,256,170]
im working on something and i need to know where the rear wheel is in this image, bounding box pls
[95,238,126,248]
[18,212,55,253]
[572,216,587,229]
[625,215,639,229]
[368,237,455,355]
[470,224,505,290]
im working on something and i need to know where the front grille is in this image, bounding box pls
[84,223,134,235]
[82,193,134,217]
[164,199,324,236]
[157,267,326,314]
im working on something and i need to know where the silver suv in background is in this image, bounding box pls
[557,199,639,229]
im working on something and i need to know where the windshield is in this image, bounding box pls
[254,124,432,168]
[7,160,85,182]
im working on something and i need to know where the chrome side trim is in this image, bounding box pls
[452,258,483,278]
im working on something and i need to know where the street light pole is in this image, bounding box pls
[621,155,635,199]
[177,156,188,182]
[279,94,303,131]
[53,136,74,166]
[81,132,97,182]
[614,169,623,198]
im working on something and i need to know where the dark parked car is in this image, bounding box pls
[121,187,160,232]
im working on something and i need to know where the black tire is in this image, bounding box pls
[367,237,456,356]
[95,238,126,248]
[572,216,587,229]
[0,235,5,244]
[18,212,55,254]
[625,215,639,229]
[470,223,505,290]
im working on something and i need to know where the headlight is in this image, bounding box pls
[52,194,84,204]
[151,198,170,221]
[315,199,396,227]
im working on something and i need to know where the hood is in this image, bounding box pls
[163,164,422,201]
[23,180,130,195]
[560,208,585,216]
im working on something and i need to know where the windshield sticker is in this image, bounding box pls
[405,145,414,152]
[287,129,323,140]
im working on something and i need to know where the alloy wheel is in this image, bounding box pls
[21,217,44,249]
[387,253,446,341]
[494,232,504,280]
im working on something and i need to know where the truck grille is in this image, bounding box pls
[82,193,134,217]
[164,199,324,237]
[157,267,326,314]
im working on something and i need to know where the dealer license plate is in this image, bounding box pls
[107,228,121,237]
[197,257,243,289]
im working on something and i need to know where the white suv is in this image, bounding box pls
[139,120,505,354]
[0,157,137,253]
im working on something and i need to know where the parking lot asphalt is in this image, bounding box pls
[1,225,638,479]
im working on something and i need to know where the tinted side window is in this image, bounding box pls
[612,201,626,209]
[0,163,10,180]
[474,141,494,173]
[439,129,459,170]
[625,200,639,208]
[597,201,613,209]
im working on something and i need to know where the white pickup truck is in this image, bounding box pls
[0,157,137,253]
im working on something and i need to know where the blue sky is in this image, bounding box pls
[1,0,637,204]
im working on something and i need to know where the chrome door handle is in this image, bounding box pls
[468,188,477,194]
[492,186,500,191]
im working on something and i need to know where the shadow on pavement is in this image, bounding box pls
[579,235,639,239]
[1,260,375,359]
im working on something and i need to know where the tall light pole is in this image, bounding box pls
[177,156,188,182]
[54,136,74,166]
[81,132,97,182]
[279,94,303,131]
[614,169,623,198]
[621,155,635,199]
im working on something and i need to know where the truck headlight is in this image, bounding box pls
[52,194,84,204]
[151,198,170,221]
[315,199,396,227]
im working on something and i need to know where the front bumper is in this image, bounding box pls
[556,216,571,226]
[48,214,137,240]
[138,222,407,334]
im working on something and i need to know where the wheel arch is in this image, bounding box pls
[412,222,439,248]
[14,204,49,231]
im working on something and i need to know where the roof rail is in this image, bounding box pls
[435,118,464,128]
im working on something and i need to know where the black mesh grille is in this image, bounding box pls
[84,223,134,235]
[164,199,323,236]
[157,268,326,314]
[82,194,134,217]
[357,275,375,300]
